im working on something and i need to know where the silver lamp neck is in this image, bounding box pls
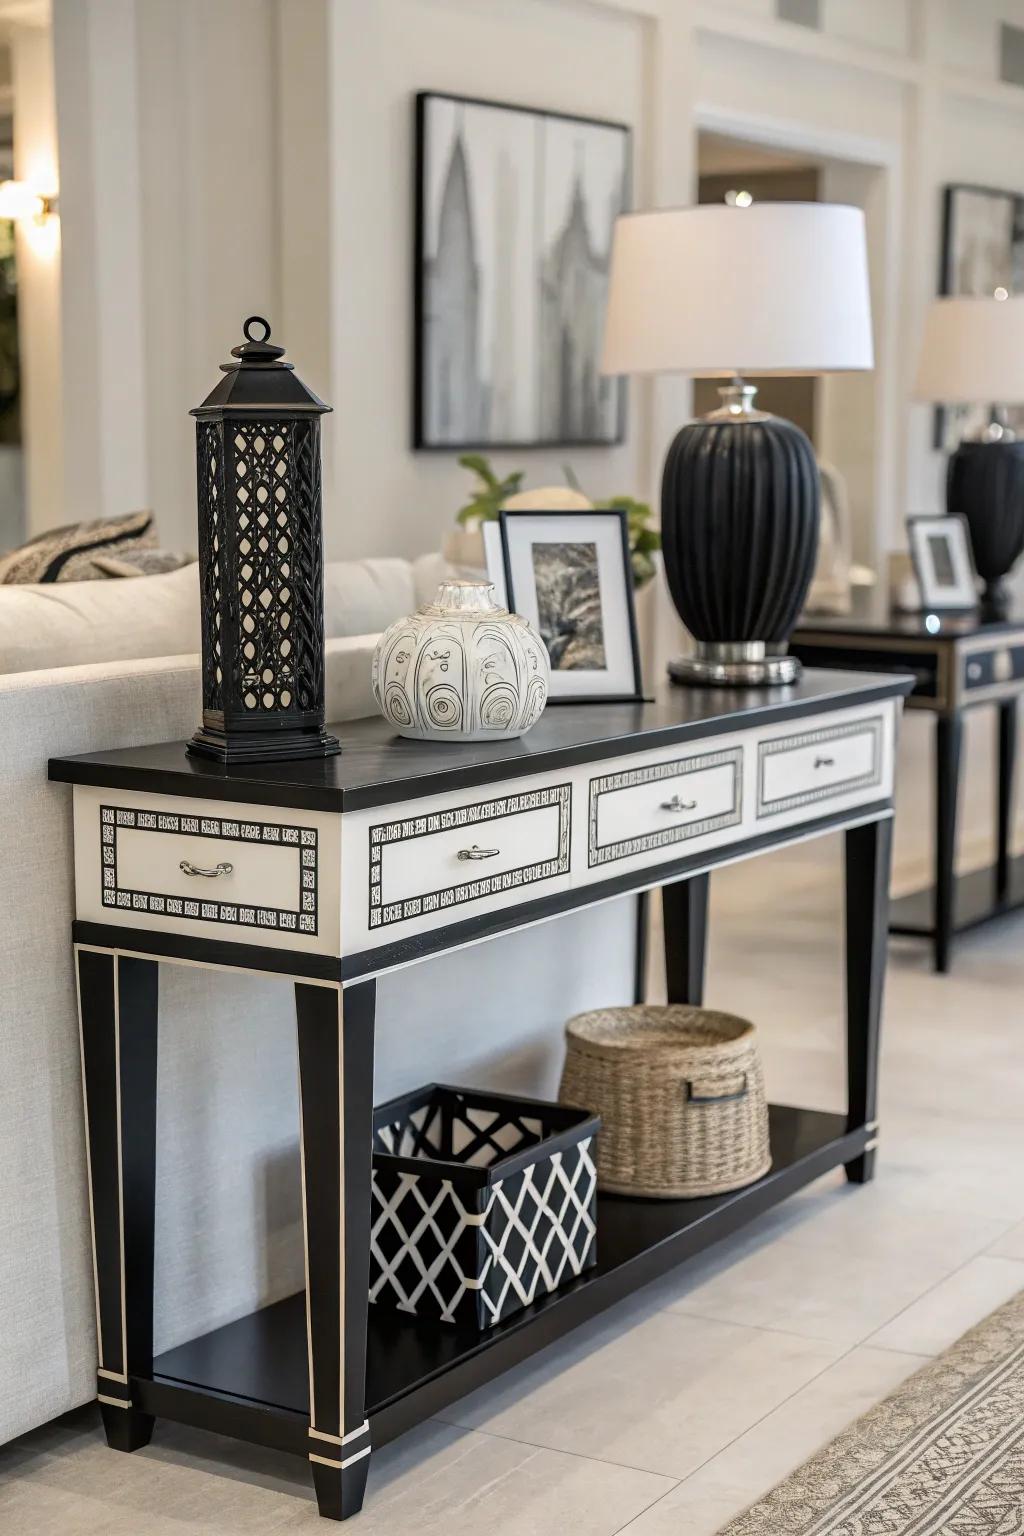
[975,405,1018,444]
[705,375,771,422]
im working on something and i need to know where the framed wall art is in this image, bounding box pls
[414,91,631,450]
[497,509,642,703]
[936,183,1024,448]
[907,514,978,611]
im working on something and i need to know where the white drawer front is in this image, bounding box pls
[589,747,742,868]
[75,787,340,955]
[757,715,884,818]
[368,782,571,932]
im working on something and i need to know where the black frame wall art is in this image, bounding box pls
[413,91,631,451]
[497,508,643,704]
[935,182,1024,449]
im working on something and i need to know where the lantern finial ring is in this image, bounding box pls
[243,315,272,344]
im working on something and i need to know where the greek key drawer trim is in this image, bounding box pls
[588,748,743,868]
[368,783,571,929]
[756,717,883,818]
[99,805,319,934]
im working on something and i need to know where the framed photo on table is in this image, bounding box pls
[496,509,643,703]
[907,515,978,611]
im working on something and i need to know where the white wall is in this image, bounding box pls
[53,0,279,549]
[11,21,60,537]
[33,0,1024,570]
[321,0,651,560]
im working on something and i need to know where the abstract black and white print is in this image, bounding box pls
[532,541,606,671]
[416,93,630,448]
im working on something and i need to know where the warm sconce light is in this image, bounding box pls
[0,179,58,223]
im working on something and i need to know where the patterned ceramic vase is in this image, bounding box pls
[372,579,550,742]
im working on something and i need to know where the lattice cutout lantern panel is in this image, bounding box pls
[188,316,339,763]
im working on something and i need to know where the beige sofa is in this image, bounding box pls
[0,557,635,1446]
[0,555,447,675]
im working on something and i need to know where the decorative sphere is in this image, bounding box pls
[372,579,550,742]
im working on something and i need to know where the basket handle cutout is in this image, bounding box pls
[684,1074,748,1105]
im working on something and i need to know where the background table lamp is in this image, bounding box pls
[915,295,1024,617]
[602,202,873,685]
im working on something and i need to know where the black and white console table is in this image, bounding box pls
[50,670,910,1521]
[793,599,1024,972]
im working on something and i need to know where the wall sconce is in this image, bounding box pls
[0,180,58,223]
[0,180,60,257]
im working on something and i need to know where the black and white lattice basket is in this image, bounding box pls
[370,1084,600,1329]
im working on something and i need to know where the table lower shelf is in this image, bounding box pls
[139,1104,869,1457]
[890,856,1024,939]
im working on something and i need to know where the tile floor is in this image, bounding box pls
[4,833,1024,1534]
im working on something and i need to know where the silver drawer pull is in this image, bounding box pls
[457,845,500,861]
[661,795,698,813]
[814,756,835,769]
[179,859,233,878]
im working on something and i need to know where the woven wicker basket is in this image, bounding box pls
[559,1005,771,1198]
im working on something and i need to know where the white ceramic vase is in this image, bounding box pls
[372,579,550,742]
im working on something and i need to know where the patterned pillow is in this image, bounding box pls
[92,549,196,578]
[0,510,158,583]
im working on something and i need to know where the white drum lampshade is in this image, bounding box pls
[914,295,1024,404]
[914,295,1024,617]
[601,202,874,378]
[600,203,874,686]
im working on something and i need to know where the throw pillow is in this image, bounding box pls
[0,510,157,583]
[92,550,196,578]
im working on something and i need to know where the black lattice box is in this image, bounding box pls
[370,1084,600,1329]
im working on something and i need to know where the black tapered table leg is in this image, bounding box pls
[633,891,649,1005]
[934,713,963,974]
[296,980,376,1522]
[77,948,159,1451]
[844,816,893,1184]
[997,698,1018,902]
[662,873,710,1007]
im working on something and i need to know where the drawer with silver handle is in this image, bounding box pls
[367,782,572,930]
[588,746,743,868]
[92,802,320,936]
[756,714,884,818]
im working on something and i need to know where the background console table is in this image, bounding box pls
[793,599,1024,972]
[50,670,911,1521]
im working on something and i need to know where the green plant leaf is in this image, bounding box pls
[458,452,498,487]
[631,550,656,587]
[633,528,661,552]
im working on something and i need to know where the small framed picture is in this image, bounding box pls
[907,515,978,611]
[481,520,508,608]
[496,509,643,703]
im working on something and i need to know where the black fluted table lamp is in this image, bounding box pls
[601,203,874,685]
[915,295,1024,618]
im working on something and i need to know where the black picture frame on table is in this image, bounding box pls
[412,90,632,451]
[933,182,1024,450]
[498,508,644,705]
[907,514,979,612]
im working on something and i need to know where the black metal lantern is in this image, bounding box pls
[188,316,339,763]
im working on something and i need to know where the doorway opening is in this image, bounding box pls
[695,128,891,582]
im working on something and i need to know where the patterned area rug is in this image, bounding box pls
[719,1289,1024,1534]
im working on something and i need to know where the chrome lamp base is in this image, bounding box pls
[668,642,802,688]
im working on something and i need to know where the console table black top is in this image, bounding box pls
[49,669,912,813]
[796,590,1024,642]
